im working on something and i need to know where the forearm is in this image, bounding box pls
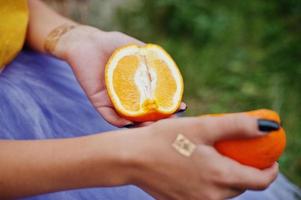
[0,129,139,199]
[26,0,77,53]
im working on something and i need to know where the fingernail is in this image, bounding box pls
[123,123,135,128]
[176,105,188,113]
[258,119,280,132]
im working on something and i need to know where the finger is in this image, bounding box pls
[168,114,178,119]
[236,162,278,190]
[124,121,155,128]
[110,31,145,47]
[97,107,133,127]
[90,90,135,127]
[176,102,187,113]
[136,121,155,127]
[197,113,280,143]
[126,36,145,46]
[89,90,113,108]
[222,158,279,190]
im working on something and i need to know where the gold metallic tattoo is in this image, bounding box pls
[172,134,196,157]
[44,24,78,54]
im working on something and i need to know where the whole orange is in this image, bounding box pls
[214,109,286,169]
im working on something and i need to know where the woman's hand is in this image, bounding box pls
[127,113,278,200]
[53,25,185,127]
[0,112,277,199]
[27,1,186,127]
[53,26,142,127]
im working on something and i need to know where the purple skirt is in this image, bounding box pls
[0,50,300,200]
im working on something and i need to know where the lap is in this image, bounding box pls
[0,49,153,200]
[0,49,116,139]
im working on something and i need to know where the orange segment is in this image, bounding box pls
[105,44,184,122]
[112,55,140,111]
[149,59,177,109]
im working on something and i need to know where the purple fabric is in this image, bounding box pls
[0,50,153,200]
[0,50,300,200]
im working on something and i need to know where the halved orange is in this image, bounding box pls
[105,44,184,122]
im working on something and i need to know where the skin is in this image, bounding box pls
[0,1,278,199]
[27,0,185,127]
[0,114,278,199]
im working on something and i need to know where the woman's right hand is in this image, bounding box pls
[128,113,278,200]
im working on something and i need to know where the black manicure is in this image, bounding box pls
[123,123,136,128]
[258,119,280,132]
[176,105,188,113]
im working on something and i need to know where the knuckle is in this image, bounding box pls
[231,114,256,135]
[194,117,207,130]
[211,166,228,182]
[232,115,247,131]
[191,116,204,126]
[220,167,236,185]
[184,117,206,135]
[195,116,213,133]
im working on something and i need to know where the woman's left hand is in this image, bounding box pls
[53,26,186,127]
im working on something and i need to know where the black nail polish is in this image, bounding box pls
[123,123,135,128]
[176,106,188,113]
[258,119,280,132]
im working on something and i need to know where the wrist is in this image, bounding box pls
[82,128,150,186]
[44,23,77,55]
[51,25,104,61]
[118,127,155,186]
[114,127,153,186]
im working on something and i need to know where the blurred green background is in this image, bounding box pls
[46,0,301,186]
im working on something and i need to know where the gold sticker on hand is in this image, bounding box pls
[172,134,196,157]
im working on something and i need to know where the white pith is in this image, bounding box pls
[107,45,183,116]
[135,54,157,103]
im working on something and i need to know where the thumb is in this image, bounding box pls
[198,113,280,144]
